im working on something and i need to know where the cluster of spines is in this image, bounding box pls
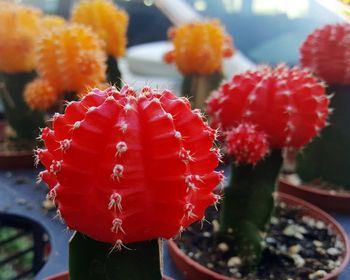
[36,85,223,247]
[163,20,234,75]
[0,1,42,73]
[71,0,129,57]
[35,23,106,95]
[207,65,330,149]
[225,123,269,165]
[300,23,350,84]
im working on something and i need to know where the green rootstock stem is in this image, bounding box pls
[181,72,223,109]
[297,84,350,190]
[69,232,163,280]
[219,149,283,270]
[107,55,122,89]
[0,72,45,141]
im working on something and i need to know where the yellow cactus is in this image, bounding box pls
[0,1,42,73]
[24,79,58,110]
[164,20,234,75]
[71,0,128,57]
[41,15,66,30]
[35,24,107,94]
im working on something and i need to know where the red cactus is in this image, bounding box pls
[300,23,350,84]
[226,123,269,165]
[36,85,223,246]
[207,65,329,148]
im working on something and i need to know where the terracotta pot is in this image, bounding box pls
[0,121,35,169]
[278,179,350,214]
[168,193,350,280]
[45,272,173,280]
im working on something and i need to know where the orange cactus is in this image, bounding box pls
[0,1,42,73]
[24,79,58,110]
[164,20,234,75]
[71,0,128,57]
[35,24,107,94]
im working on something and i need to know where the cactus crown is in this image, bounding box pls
[36,85,223,245]
[71,0,129,58]
[41,15,66,30]
[207,65,330,149]
[0,1,42,73]
[35,23,106,95]
[301,23,350,84]
[226,123,269,165]
[164,20,234,75]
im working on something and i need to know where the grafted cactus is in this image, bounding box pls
[24,78,58,111]
[36,85,223,279]
[207,65,329,269]
[0,1,44,141]
[298,23,350,190]
[71,0,129,87]
[164,20,234,108]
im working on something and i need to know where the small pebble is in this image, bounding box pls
[202,231,211,238]
[313,240,323,247]
[327,247,340,256]
[308,270,327,279]
[15,198,26,205]
[217,242,229,252]
[207,263,214,269]
[291,254,305,268]
[288,244,301,255]
[227,256,241,267]
[212,219,220,233]
[270,217,279,225]
[315,221,325,230]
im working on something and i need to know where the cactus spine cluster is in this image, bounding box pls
[298,23,350,190]
[37,85,223,279]
[164,20,234,108]
[207,65,329,269]
[71,0,129,87]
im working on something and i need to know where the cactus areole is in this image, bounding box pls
[37,85,223,245]
[206,65,329,269]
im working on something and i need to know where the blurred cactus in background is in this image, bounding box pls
[207,65,329,270]
[71,0,129,88]
[0,1,45,142]
[298,23,350,190]
[164,20,234,108]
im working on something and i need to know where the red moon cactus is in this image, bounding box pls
[226,123,269,165]
[300,23,350,84]
[207,65,330,149]
[36,85,223,246]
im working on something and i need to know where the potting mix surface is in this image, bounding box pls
[175,203,346,280]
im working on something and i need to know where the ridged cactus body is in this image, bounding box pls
[71,0,128,87]
[37,85,222,279]
[298,23,350,189]
[207,65,329,269]
[165,20,234,108]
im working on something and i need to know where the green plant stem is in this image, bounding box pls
[69,232,163,280]
[297,84,350,189]
[0,72,45,141]
[107,55,122,89]
[219,149,283,270]
[181,72,223,109]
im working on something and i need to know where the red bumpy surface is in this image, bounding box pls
[36,86,223,245]
[207,65,330,149]
[300,23,350,84]
[226,123,269,165]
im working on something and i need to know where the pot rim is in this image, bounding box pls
[168,192,350,280]
[279,178,350,199]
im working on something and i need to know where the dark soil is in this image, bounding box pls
[0,139,36,154]
[175,203,345,280]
